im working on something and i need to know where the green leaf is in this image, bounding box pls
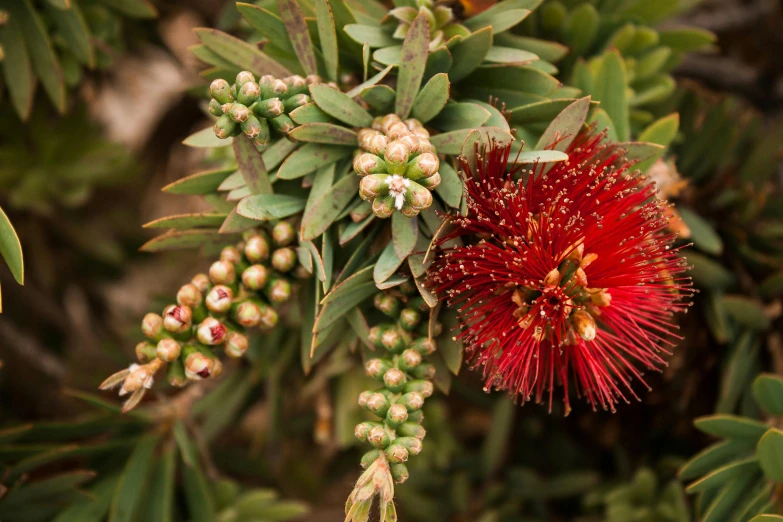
[236,3,294,55]
[0,206,24,285]
[15,0,66,113]
[464,8,529,33]
[361,84,396,112]
[290,102,333,124]
[757,429,783,482]
[592,51,629,141]
[8,444,80,481]
[95,0,157,18]
[481,398,515,478]
[173,420,197,468]
[0,6,35,120]
[429,128,473,155]
[182,453,216,522]
[438,307,463,374]
[374,241,405,284]
[0,470,96,511]
[722,295,770,331]
[301,174,359,240]
[315,266,376,333]
[140,230,239,252]
[750,516,783,522]
[345,65,394,98]
[395,12,430,119]
[510,150,569,164]
[509,99,580,124]
[431,103,491,131]
[110,434,161,522]
[183,127,233,148]
[233,134,273,195]
[288,122,358,145]
[278,0,317,76]
[144,446,175,522]
[760,271,783,299]
[392,212,418,260]
[47,1,95,67]
[535,96,590,151]
[448,27,492,82]
[495,32,568,63]
[411,73,450,123]
[685,456,759,493]
[237,194,306,220]
[687,251,735,291]
[658,28,716,52]
[701,471,759,522]
[143,213,227,230]
[679,439,755,481]
[163,167,234,195]
[694,414,769,441]
[436,161,462,208]
[678,207,722,255]
[52,475,119,522]
[484,46,538,65]
[738,119,783,188]
[344,24,396,47]
[309,83,373,127]
[277,142,352,179]
[315,0,339,82]
[195,28,290,79]
[753,374,783,416]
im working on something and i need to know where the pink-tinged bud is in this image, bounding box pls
[418,138,433,153]
[214,114,237,139]
[209,99,223,117]
[354,422,373,441]
[358,128,381,144]
[411,337,437,356]
[284,75,307,93]
[359,174,390,200]
[212,357,224,378]
[367,427,390,448]
[266,278,292,304]
[590,289,612,308]
[209,79,233,104]
[163,305,192,333]
[384,140,410,165]
[404,379,434,398]
[385,444,409,463]
[407,182,433,210]
[242,264,269,291]
[253,97,284,119]
[358,390,374,408]
[400,349,422,369]
[386,403,409,426]
[272,221,295,246]
[417,172,441,190]
[205,285,234,314]
[399,308,421,331]
[400,203,420,218]
[384,368,406,392]
[121,361,160,394]
[398,391,424,411]
[372,195,396,218]
[237,82,261,105]
[141,313,164,340]
[228,103,250,123]
[235,301,262,327]
[354,154,386,176]
[371,116,384,130]
[260,75,288,98]
[271,248,297,273]
[380,113,402,133]
[209,260,236,285]
[374,293,400,316]
[156,338,181,362]
[184,351,214,380]
[366,393,391,416]
[220,246,241,264]
[397,133,420,154]
[366,134,389,155]
[381,328,405,352]
[405,119,429,138]
[192,274,210,293]
[283,93,310,111]
[177,283,203,308]
[245,235,270,263]
[405,152,439,180]
[135,341,156,362]
[236,70,255,85]
[365,358,390,379]
[391,463,409,484]
[570,310,597,341]
[386,121,411,141]
[225,331,249,358]
[305,74,321,85]
[197,318,227,345]
[259,306,279,329]
[397,436,423,455]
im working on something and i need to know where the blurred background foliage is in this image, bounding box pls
[0,0,782,521]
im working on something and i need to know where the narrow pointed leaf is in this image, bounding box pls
[237,194,306,220]
[0,7,35,120]
[110,434,161,522]
[301,174,360,240]
[448,27,492,82]
[277,143,352,179]
[315,0,339,81]
[233,134,273,195]
[16,0,66,113]
[310,83,373,127]
[195,28,290,78]
[392,213,417,260]
[395,13,430,118]
[278,0,317,75]
[411,73,450,123]
[593,51,629,141]
[288,123,358,145]
[535,96,590,151]
[374,241,405,284]
[0,206,24,285]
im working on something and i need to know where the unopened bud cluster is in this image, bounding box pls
[209,71,327,146]
[353,289,436,486]
[100,223,299,412]
[354,114,440,218]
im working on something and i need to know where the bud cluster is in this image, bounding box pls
[100,223,300,412]
[354,114,441,218]
[209,71,327,146]
[390,0,460,50]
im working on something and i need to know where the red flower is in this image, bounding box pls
[429,131,692,413]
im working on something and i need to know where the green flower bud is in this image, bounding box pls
[260,75,287,98]
[368,326,383,348]
[237,81,260,106]
[213,113,236,139]
[236,70,255,86]
[359,174,390,200]
[374,293,400,317]
[245,235,270,263]
[284,93,310,111]
[397,133,421,155]
[206,285,233,314]
[253,98,284,119]
[354,421,376,442]
[135,341,157,362]
[361,449,381,469]
[399,279,417,296]
[177,283,203,308]
[410,337,436,356]
[358,390,374,408]
[417,172,441,190]
[400,203,420,218]
[410,363,436,380]
[168,357,187,387]
[380,327,406,353]
[384,444,409,463]
[385,403,409,428]
[384,140,410,167]
[209,78,234,104]
[241,114,264,139]
[265,277,292,304]
[397,391,424,412]
[283,75,307,95]
[270,114,295,134]
[208,99,223,117]
[367,426,390,448]
[235,301,263,328]
[403,379,433,398]
[386,121,410,141]
[191,273,210,293]
[305,74,322,85]
[163,305,192,333]
[225,331,249,358]
[271,221,295,246]
[380,114,402,133]
[395,437,423,455]
[383,368,407,392]
[141,313,164,340]
[418,137,434,154]
[253,118,271,146]
[259,305,279,329]
[209,260,236,285]
[271,247,297,272]
[372,195,396,218]
[228,103,250,123]
[365,392,391,417]
[397,422,426,439]
[407,181,433,210]
[391,463,409,484]
[241,264,269,291]
[398,308,421,331]
[407,409,424,424]
[399,349,422,371]
[156,338,182,362]
[365,358,392,380]
[405,152,439,181]
[196,318,227,345]
[220,246,241,264]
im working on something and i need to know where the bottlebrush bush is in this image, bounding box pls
[1,1,782,522]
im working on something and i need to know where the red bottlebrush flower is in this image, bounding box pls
[429,131,693,413]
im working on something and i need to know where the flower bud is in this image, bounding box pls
[270,114,294,134]
[397,133,421,154]
[368,326,383,348]
[383,368,407,392]
[177,283,203,308]
[384,140,410,166]
[183,345,214,380]
[241,115,264,138]
[359,174,390,200]
[590,289,612,308]
[163,305,192,333]
[209,79,233,104]
[156,338,181,362]
[253,97,284,119]
[235,301,262,327]
[284,93,310,111]
[237,82,260,106]
[354,421,376,441]
[141,313,164,340]
[357,128,380,143]
[212,357,224,378]
[135,341,157,362]
[236,70,255,86]
[391,463,409,484]
[265,278,292,304]
[400,349,422,370]
[365,358,392,380]
[405,153,439,181]
[398,308,421,331]
[397,391,424,412]
[354,154,386,177]
[397,422,426,439]
[380,114,402,133]
[404,379,433,398]
[358,390,374,408]
[395,436,423,456]
[206,285,234,314]
[208,99,223,117]
[192,274,210,293]
[305,74,321,85]
[410,363,436,380]
[197,317,227,345]
[284,75,307,95]
[372,195,396,218]
[570,310,597,341]
[408,181,433,210]
[407,409,424,424]
[214,114,237,139]
[365,392,391,417]
[417,172,441,190]
[228,103,250,123]
[270,221,295,246]
[410,337,436,356]
[122,361,161,394]
[374,293,400,316]
[418,138,433,154]
[209,260,236,285]
[260,75,288,98]
[271,248,297,273]
[259,305,279,329]
[386,121,410,140]
[380,327,406,353]
[384,444,409,463]
[385,403,409,427]
[241,264,269,291]
[245,235,270,263]
[367,426,390,448]
[168,358,187,387]
[361,449,381,469]
[225,331,249,358]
